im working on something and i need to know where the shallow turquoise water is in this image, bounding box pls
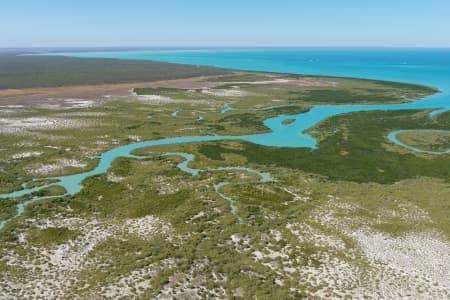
[162,152,201,176]
[52,48,450,86]
[51,48,450,148]
[2,49,449,229]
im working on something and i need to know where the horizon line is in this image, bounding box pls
[2,46,450,50]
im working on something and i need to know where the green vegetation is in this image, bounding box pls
[397,130,450,152]
[289,88,401,104]
[200,110,450,184]
[134,87,189,95]
[219,113,271,132]
[32,185,66,197]
[28,227,80,247]
[0,197,21,221]
[0,54,229,89]
[281,118,295,125]
[0,70,449,298]
[287,73,439,95]
[366,78,439,93]
[25,179,59,189]
[286,83,437,104]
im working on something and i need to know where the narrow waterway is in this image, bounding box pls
[3,49,449,229]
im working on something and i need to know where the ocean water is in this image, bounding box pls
[2,48,449,229]
[58,48,450,146]
[54,48,450,87]
[52,48,450,120]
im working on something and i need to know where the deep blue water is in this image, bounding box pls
[2,48,449,229]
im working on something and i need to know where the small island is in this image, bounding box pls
[281,118,296,125]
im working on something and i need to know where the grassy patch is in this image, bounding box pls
[28,227,80,246]
[397,130,450,152]
[134,87,187,95]
[288,88,400,104]
[32,185,67,197]
[219,113,269,132]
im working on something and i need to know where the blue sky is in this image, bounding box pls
[1,0,450,47]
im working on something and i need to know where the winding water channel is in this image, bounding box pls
[387,130,450,155]
[2,49,449,229]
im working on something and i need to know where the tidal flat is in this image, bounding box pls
[1,70,449,299]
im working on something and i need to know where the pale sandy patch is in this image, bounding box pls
[217,77,337,87]
[107,173,125,183]
[287,222,346,250]
[156,258,226,299]
[135,94,212,105]
[101,258,177,298]
[26,158,88,175]
[310,196,450,298]
[0,215,173,299]
[127,135,142,141]
[0,117,96,134]
[12,151,43,159]
[201,88,248,97]
[353,229,450,290]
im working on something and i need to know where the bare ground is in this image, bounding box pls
[0,72,335,109]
